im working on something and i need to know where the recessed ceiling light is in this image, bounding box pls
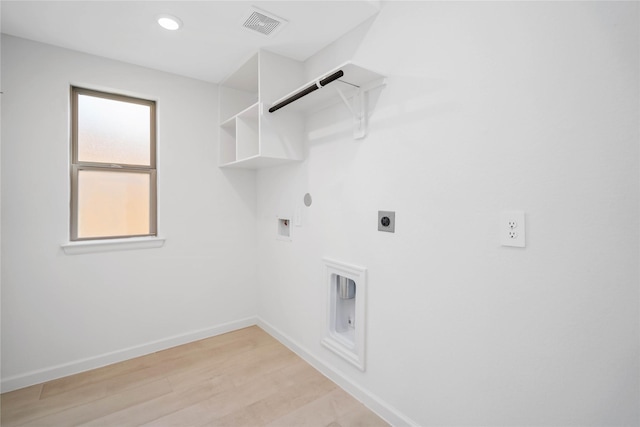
[157,14,182,31]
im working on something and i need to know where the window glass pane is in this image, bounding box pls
[77,94,151,165]
[77,170,151,239]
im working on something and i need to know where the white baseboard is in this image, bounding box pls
[1,316,257,393]
[256,317,419,427]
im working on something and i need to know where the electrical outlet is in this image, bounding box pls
[501,211,525,247]
[378,211,395,233]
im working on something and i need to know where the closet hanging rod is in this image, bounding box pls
[268,70,345,113]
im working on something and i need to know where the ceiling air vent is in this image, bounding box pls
[241,7,287,37]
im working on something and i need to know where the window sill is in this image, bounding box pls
[61,236,166,255]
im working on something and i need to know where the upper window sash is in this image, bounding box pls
[71,86,156,169]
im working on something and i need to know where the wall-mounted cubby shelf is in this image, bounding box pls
[218,51,305,169]
[218,51,385,169]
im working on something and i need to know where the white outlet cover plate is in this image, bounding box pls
[500,211,525,247]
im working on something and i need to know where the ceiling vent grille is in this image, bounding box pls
[241,7,287,37]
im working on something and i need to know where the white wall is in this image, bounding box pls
[2,2,638,424]
[256,2,639,426]
[1,35,258,389]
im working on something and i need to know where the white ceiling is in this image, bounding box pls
[1,1,381,83]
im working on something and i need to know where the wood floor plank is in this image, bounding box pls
[39,352,160,399]
[1,326,389,427]
[2,380,114,426]
[264,388,364,427]
[165,342,292,393]
[141,378,273,427]
[335,405,390,427]
[205,362,338,426]
[0,384,43,410]
[2,359,170,426]
[20,378,173,427]
[145,358,315,427]
[79,379,229,427]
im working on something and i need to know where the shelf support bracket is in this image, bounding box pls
[335,87,368,140]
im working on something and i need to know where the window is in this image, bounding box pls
[71,87,157,241]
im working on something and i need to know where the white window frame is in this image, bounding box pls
[69,86,158,242]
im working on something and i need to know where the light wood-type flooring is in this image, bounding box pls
[1,326,388,427]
